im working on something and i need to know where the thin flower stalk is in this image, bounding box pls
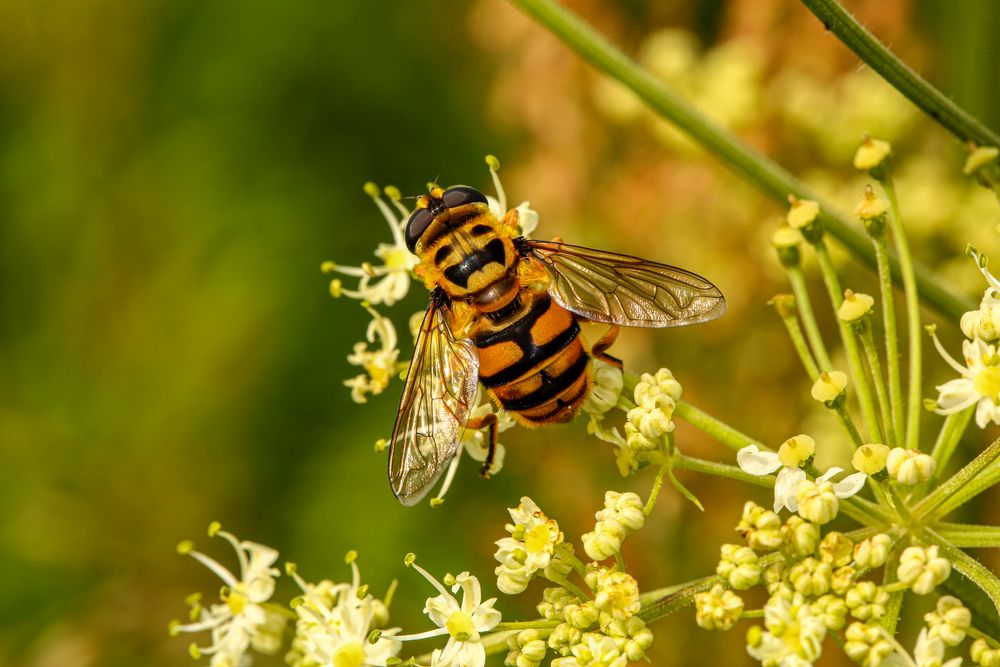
[930,406,975,477]
[935,523,1000,549]
[872,234,906,445]
[915,437,1000,522]
[879,174,923,451]
[812,241,883,445]
[786,265,835,372]
[859,326,897,448]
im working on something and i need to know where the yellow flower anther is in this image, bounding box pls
[320,260,336,273]
[285,562,298,575]
[854,185,889,221]
[384,185,402,201]
[838,290,874,322]
[184,592,202,606]
[189,643,203,660]
[853,135,892,171]
[923,398,939,411]
[345,549,358,565]
[368,629,382,644]
[430,497,445,508]
[329,279,343,298]
[387,658,402,666]
[363,182,381,198]
[177,540,194,555]
[404,553,416,567]
[786,196,820,230]
[852,444,889,474]
[373,438,387,453]
[356,584,369,598]
[778,434,815,467]
[443,573,456,587]
[485,154,500,171]
[207,521,222,537]
[811,371,848,403]
[168,619,181,636]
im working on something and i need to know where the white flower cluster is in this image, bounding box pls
[343,306,406,404]
[931,248,1000,428]
[496,495,654,667]
[613,369,683,475]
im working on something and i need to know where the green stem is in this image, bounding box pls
[674,401,764,452]
[787,266,834,371]
[881,543,905,634]
[935,523,1000,549]
[931,406,975,477]
[778,310,863,448]
[873,235,906,446]
[880,175,922,451]
[814,242,883,445]
[507,0,973,321]
[860,324,897,448]
[915,437,1000,522]
[797,0,1000,148]
[644,464,669,516]
[493,621,560,632]
[922,527,1000,616]
[930,459,1000,521]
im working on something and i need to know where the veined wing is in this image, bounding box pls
[523,239,726,327]
[388,292,479,505]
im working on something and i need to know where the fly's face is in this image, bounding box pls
[404,185,490,254]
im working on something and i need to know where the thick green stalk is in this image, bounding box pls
[915,437,1000,522]
[929,458,1000,521]
[674,401,763,452]
[507,0,973,321]
[930,406,975,477]
[873,235,906,445]
[936,523,1000,549]
[814,242,883,445]
[797,0,1000,149]
[881,176,922,450]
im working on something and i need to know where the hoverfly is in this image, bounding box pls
[389,184,725,505]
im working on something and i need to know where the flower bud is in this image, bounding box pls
[845,582,889,621]
[811,371,848,403]
[768,293,797,320]
[854,136,892,172]
[547,623,582,657]
[854,185,889,221]
[839,290,875,323]
[886,448,935,485]
[782,516,820,557]
[788,557,832,596]
[716,544,762,590]
[563,600,600,629]
[694,584,744,630]
[972,638,1000,667]
[925,595,971,647]
[854,534,892,569]
[964,145,1000,189]
[811,594,848,631]
[845,621,894,666]
[897,545,951,594]
[786,197,821,230]
[736,501,783,552]
[796,480,840,525]
[852,444,890,475]
[820,532,854,567]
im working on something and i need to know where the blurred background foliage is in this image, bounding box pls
[0,0,997,665]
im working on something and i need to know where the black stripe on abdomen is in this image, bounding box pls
[479,319,580,388]
[500,352,590,411]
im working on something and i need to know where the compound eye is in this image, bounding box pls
[441,185,488,209]
[405,207,435,252]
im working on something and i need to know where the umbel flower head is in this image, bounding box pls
[494,497,567,594]
[344,305,406,404]
[170,523,286,667]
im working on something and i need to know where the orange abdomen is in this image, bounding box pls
[473,293,592,426]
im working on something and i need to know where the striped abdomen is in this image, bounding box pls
[473,293,591,426]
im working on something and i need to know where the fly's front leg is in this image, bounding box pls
[591,324,623,369]
[499,208,520,232]
[465,412,499,478]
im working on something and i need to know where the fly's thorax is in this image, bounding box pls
[418,212,519,301]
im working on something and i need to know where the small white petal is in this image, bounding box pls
[832,471,867,498]
[774,467,806,513]
[816,466,844,484]
[737,445,782,476]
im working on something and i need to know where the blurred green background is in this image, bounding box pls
[0,0,997,665]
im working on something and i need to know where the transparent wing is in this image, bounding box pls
[388,295,479,506]
[523,239,726,327]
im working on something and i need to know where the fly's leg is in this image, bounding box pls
[499,208,520,231]
[465,412,499,478]
[591,324,623,369]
